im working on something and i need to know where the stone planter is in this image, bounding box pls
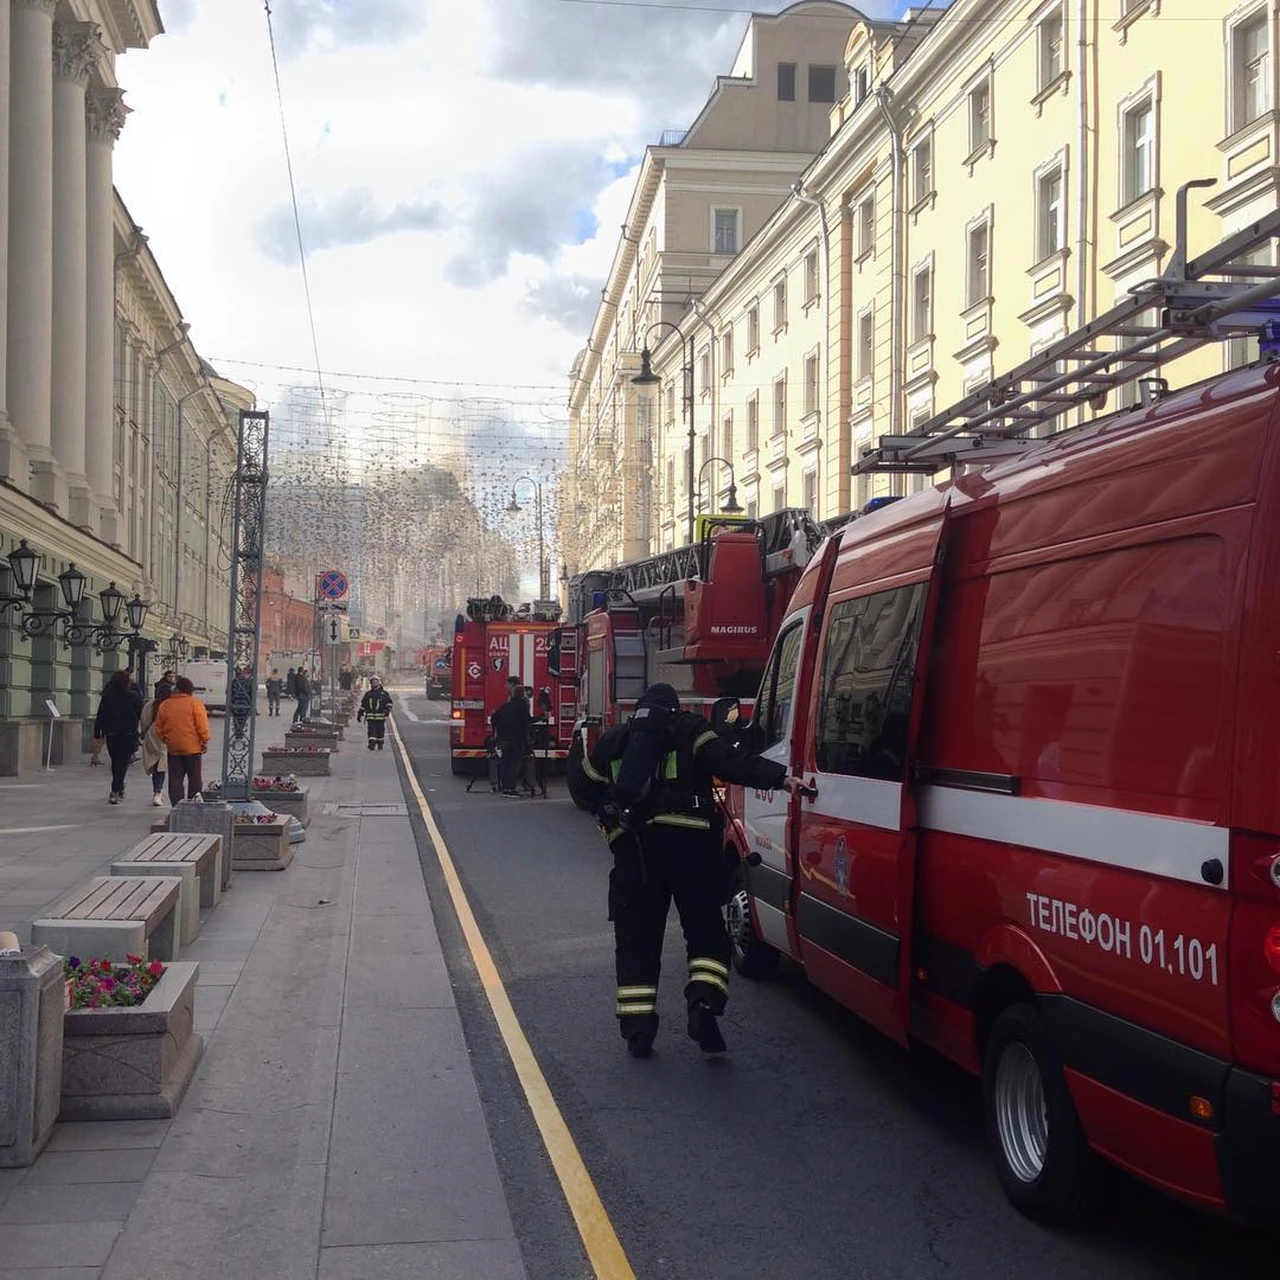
[286,730,340,752]
[0,946,64,1166]
[231,822,292,872]
[252,788,308,827]
[60,961,203,1122]
[261,749,330,777]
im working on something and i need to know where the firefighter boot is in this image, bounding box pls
[626,1029,654,1059]
[687,1000,727,1054]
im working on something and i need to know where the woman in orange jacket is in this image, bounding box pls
[154,676,211,805]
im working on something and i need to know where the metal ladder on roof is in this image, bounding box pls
[855,180,1280,477]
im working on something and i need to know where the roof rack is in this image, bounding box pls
[855,180,1280,476]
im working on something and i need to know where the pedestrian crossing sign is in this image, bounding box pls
[348,627,361,640]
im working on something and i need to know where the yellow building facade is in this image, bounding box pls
[630,0,1277,555]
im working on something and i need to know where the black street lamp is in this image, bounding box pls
[1,539,40,616]
[696,454,744,518]
[17,560,90,641]
[507,476,549,601]
[632,320,695,545]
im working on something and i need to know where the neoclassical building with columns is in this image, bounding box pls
[0,0,250,772]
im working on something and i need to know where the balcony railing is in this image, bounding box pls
[659,129,688,147]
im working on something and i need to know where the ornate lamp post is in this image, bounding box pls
[696,454,745,519]
[507,476,549,601]
[632,320,695,545]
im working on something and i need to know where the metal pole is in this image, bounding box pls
[536,483,547,600]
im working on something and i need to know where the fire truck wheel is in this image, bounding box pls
[724,867,780,980]
[982,1004,1104,1224]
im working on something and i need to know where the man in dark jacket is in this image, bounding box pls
[292,668,311,724]
[490,683,531,797]
[357,677,393,750]
[94,668,144,804]
[568,682,804,1059]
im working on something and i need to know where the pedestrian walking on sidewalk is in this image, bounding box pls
[293,668,311,724]
[140,684,171,807]
[491,681,530,796]
[155,676,210,805]
[357,677,393,750]
[94,668,143,804]
[286,667,297,700]
[266,669,283,716]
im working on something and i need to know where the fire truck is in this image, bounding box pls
[423,645,451,700]
[557,509,825,770]
[449,596,574,775]
[720,195,1280,1226]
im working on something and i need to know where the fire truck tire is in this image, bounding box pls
[724,866,780,980]
[982,1004,1104,1225]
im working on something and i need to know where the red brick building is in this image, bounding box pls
[261,565,314,661]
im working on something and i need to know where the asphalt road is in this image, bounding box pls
[392,691,1274,1280]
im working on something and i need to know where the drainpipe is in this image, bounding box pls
[1075,0,1090,424]
[791,182,832,514]
[874,87,907,473]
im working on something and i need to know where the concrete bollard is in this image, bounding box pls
[169,801,235,892]
[0,940,65,1167]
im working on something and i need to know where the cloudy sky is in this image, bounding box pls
[113,0,907,410]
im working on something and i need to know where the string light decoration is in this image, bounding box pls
[241,365,568,652]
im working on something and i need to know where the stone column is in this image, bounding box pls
[85,85,127,546]
[51,20,101,530]
[7,0,58,507]
[0,2,18,486]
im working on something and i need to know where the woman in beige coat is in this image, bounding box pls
[139,685,170,807]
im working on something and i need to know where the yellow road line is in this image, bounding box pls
[389,719,634,1280]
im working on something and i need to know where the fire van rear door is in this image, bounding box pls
[794,501,950,1045]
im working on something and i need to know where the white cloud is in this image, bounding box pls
[114,0,908,399]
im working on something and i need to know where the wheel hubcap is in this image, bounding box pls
[724,888,752,959]
[994,1041,1049,1183]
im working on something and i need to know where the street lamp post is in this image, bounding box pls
[695,454,744,521]
[632,320,695,545]
[507,476,549,600]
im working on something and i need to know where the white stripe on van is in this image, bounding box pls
[803,778,1229,889]
[808,775,903,832]
[917,786,1229,891]
[524,634,535,688]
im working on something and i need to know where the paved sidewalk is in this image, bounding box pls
[0,706,528,1279]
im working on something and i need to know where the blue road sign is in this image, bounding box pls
[318,570,348,600]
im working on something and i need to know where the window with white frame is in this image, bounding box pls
[665,384,675,423]
[747,304,760,353]
[713,208,740,254]
[772,482,786,512]
[912,135,933,205]
[1228,247,1273,367]
[804,249,819,304]
[1122,96,1155,205]
[666,458,675,508]
[969,79,992,153]
[967,221,990,306]
[682,445,690,491]
[746,499,758,520]
[721,328,734,375]
[772,375,787,437]
[857,192,876,257]
[852,64,871,106]
[699,348,711,393]
[803,352,819,418]
[773,277,788,330]
[857,307,874,380]
[747,393,759,450]
[1036,164,1064,260]
[803,469,817,516]
[1038,8,1064,91]
[1232,11,1270,132]
[722,410,734,461]
[911,263,932,341]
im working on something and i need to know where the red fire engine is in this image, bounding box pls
[423,645,451,700]
[450,596,574,774]
[557,509,822,767]
[721,198,1280,1225]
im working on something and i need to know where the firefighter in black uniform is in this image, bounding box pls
[568,682,805,1059]
[357,677,393,750]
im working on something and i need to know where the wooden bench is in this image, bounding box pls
[31,876,182,964]
[110,833,223,946]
